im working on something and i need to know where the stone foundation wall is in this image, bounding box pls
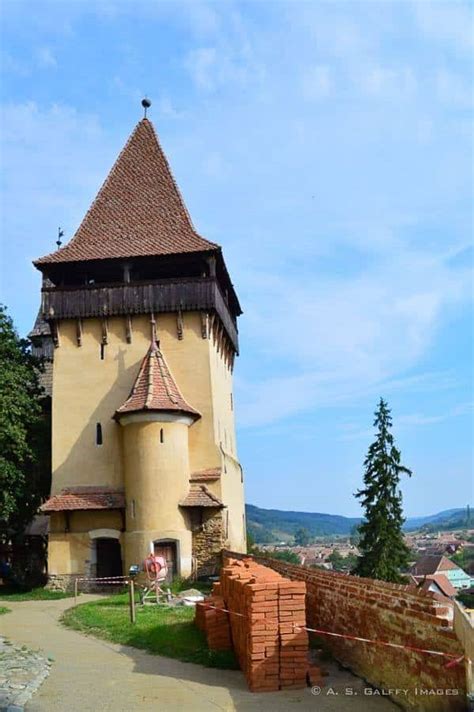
[192,511,224,577]
[46,573,127,594]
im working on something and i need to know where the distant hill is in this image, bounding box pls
[246,504,471,543]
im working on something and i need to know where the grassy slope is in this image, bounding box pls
[62,593,238,670]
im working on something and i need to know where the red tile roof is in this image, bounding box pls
[190,468,221,482]
[34,119,218,266]
[115,340,200,420]
[41,487,125,512]
[179,485,223,508]
[415,574,457,598]
[410,555,460,576]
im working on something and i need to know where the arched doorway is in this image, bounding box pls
[88,529,122,579]
[96,538,123,578]
[153,539,178,581]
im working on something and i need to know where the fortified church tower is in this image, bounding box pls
[35,107,245,582]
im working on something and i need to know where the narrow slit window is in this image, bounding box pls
[160,428,164,444]
[230,393,233,411]
[131,499,136,518]
[100,343,105,360]
[96,422,103,446]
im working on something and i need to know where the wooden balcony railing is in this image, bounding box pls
[41,277,239,352]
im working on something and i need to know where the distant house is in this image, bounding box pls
[410,574,457,599]
[410,555,472,590]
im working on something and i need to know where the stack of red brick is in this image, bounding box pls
[195,556,310,692]
[194,584,232,650]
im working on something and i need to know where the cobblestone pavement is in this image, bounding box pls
[0,636,51,711]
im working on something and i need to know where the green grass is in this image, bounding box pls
[0,606,11,615]
[0,586,75,601]
[62,592,238,670]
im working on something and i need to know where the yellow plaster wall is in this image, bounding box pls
[48,511,123,575]
[121,420,189,532]
[207,333,246,553]
[50,310,246,572]
[52,313,221,491]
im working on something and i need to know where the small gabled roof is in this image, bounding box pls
[115,339,200,421]
[416,574,457,598]
[34,118,218,266]
[179,485,223,508]
[41,487,125,512]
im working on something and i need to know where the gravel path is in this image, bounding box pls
[0,596,396,712]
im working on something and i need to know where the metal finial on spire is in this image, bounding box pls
[56,227,64,248]
[141,97,151,118]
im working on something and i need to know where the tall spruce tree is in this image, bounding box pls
[354,398,411,582]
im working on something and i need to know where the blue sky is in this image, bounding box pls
[1,0,472,517]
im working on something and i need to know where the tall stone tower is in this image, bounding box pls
[35,115,245,583]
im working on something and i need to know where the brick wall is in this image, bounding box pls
[225,552,466,711]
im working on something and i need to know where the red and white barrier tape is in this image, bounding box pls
[198,601,468,668]
[292,624,468,668]
[202,603,246,618]
[76,576,129,583]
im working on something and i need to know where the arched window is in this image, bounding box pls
[96,423,103,446]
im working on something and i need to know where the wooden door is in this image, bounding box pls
[153,541,177,581]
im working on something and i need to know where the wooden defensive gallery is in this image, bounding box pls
[33,110,246,584]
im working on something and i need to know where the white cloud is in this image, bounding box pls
[436,68,474,107]
[340,402,473,440]
[0,102,113,270]
[36,47,57,68]
[301,65,332,101]
[1,51,30,76]
[359,66,417,99]
[185,47,217,91]
[414,1,474,55]
[236,241,471,427]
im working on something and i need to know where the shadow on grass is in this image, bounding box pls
[62,596,238,671]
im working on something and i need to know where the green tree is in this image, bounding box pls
[349,524,361,547]
[253,547,301,565]
[0,305,50,538]
[327,549,359,572]
[294,527,311,546]
[354,398,411,583]
[327,549,344,570]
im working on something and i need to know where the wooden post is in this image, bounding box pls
[129,579,136,624]
[74,577,78,606]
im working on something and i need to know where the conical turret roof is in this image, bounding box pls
[35,119,218,265]
[115,340,200,421]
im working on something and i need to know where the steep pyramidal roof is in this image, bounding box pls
[115,339,200,420]
[35,119,218,265]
